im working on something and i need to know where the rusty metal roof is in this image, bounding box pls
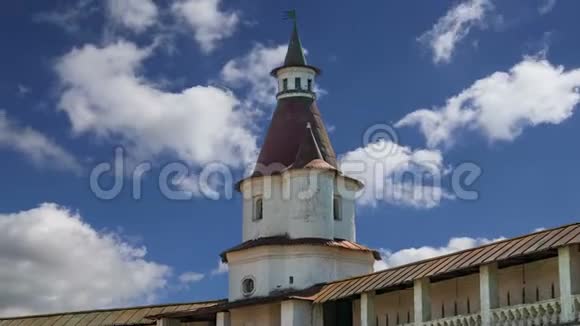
[312,223,580,303]
[220,236,381,262]
[250,97,337,177]
[0,300,226,326]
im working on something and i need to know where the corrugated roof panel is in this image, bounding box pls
[85,312,113,326]
[510,232,547,258]
[111,310,140,325]
[39,315,64,326]
[51,315,74,326]
[536,227,571,251]
[123,309,151,325]
[17,318,38,326]
[494,236,530,261]
[553,226,580,247]
[74,312,100,326]
[311,223,580,303]
[62,314,84,326]
[479,240,512,264]
[99,311,125,326]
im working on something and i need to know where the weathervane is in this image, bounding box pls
[283,9,297,23]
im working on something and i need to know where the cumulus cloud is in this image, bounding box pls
[539,0,557,15]
[55,40,257,167]
[397,57,580,148]
[0,203,170,317]
[172,0,239,53]
[221,44,286,107]
[211,260,228,275]
[0,111,81,173]
[340,140,451,208]
[178,271,205,284]
[419,0,492,64]
[32,0,99,34]
[374,235,504,271]
[105,0,158,33]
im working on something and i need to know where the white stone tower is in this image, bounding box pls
[221,23,379,301]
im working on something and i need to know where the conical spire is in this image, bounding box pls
[283,22,307,66]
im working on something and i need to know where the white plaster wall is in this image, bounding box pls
[241,171,360,242]
[227,245,374,301]
[497,257,559,306]
[230,303,281,326]
[430,274,480,319]
[281,300,312,326]
[377,289,414,326]
[276,66,316,95]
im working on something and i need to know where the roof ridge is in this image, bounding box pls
[320,222,580,286]
[0,299,227,320]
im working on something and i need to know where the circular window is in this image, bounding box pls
[241,276,255,296]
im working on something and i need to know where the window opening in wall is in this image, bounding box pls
[295,77,301,90]
[454,301,458,316]
[406,311,410,323]
[333,196,341,220]
[521,265,526,304]
[441,304,445,318]
[467,298,471,314]
[241,276,255,297]
[253,197,263,221]
[282,78,288,91]
[551,283,556,299]
[535,287,540,302]
[396,312,399,324]
[307,79,312,91]
[385,314,389,326]
[289,276,294,285]
[507,291,511,306]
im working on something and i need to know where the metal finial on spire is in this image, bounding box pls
[283,10,297,22]
[282,10,306,66]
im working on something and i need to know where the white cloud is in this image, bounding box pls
[374,235,504,271]
[0,203,170,317]
[0,111,81,173]
[32,0,98,34]
[397,57,580,148]
[211,260,228,275]
[221,44,286,107]
[539,0,557,15]
[178,271,205,284]
[172,0,239,53]
[106,0,158,33]
[55,40,257,167]
[17,84,30,96]
[419,0,492,64]
[339,140,451,208]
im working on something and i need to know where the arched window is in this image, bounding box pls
[253,197,263,221]
[295,77,301,90]
[307,79,312,91]
[333,196,341,221]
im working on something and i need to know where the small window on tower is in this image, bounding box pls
[253,197,263,221]
[333,196,341,221]
[307,79,312,91]
[295,77,301,90]
[241,276,255,296]
[282,78,288,91]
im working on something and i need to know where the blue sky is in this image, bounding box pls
[1,0,579,316]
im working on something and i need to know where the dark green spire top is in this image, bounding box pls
[283,22,307,66]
